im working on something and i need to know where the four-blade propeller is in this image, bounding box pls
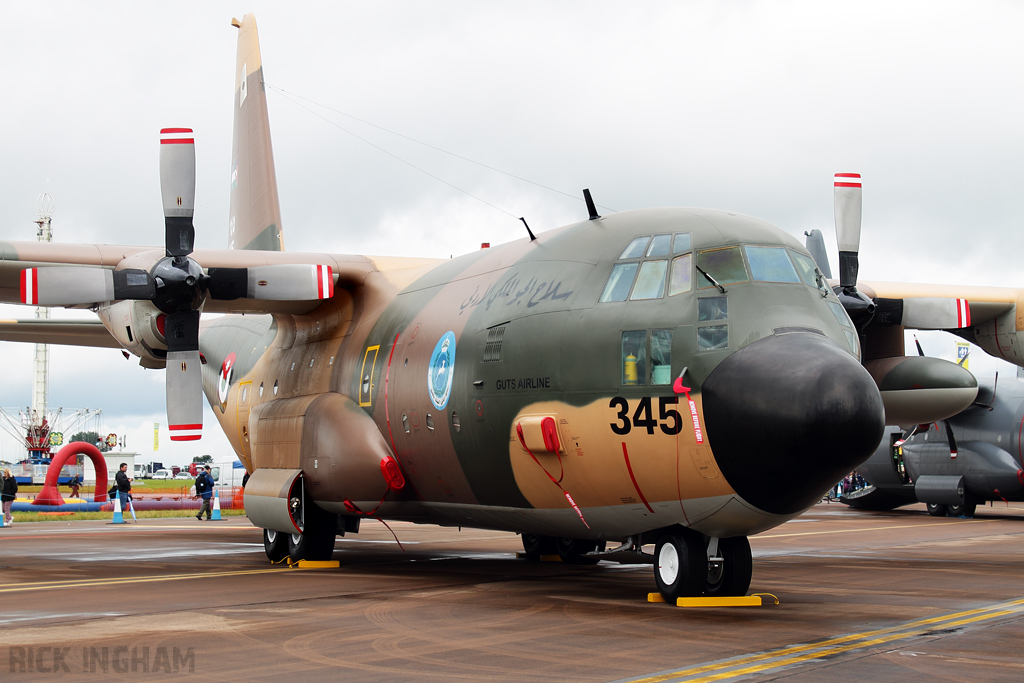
[19,128,335,441]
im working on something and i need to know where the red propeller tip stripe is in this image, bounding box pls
[160,128,195,145]
[169,424,202,441]
[20,268,38,305]
[317,265,334,299]
[834,172,862,188]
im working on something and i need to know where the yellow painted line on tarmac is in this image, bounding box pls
[758,518,985,539]
[619,597,1024,683]
[0,566,304,594]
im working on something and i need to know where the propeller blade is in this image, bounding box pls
[164,309,202,441]
[900,297,972,330]
[913,334,925,357]
[834,173,862,289]
[943,419,958,458]
[160,128,196,258]
[803,229,833,279]
[207,264,334,301]
[21,267,114,306]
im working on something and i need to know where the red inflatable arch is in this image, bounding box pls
[34,442,109,506]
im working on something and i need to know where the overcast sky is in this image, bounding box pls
[1,1,1022,464]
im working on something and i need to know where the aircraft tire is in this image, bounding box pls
[555,538,605,565]
[521,534,556,561]
[287,505,337,562]
[654,528,706,602]
[704,536,752,597]
[948,501,977,518]
[926,503,948,517]
[263,528,289,562]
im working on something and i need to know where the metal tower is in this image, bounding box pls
[30,192,54,430]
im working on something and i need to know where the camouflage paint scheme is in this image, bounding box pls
[1,15,1023,581]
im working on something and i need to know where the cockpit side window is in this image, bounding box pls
[619,237,650,260]
[646,234,672,257]
[599,263,640,302]
[630,260,668,300]
[789,250,823,288]
[601,232,691,303]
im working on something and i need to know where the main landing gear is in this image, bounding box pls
[654,527,752,601]
[262,500,339,563]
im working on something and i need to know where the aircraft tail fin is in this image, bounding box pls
[229,14,284,251]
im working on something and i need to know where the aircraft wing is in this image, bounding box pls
[0,318,122,348]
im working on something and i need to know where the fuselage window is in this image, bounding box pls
[696,247,748,288]
[698,325,729,351]
[669,253,693,296]
[698,295,729,351]
[745,246,800,283]
[698,297,728,322]
[621,330,647,385]
[651,329,672,385]
[630,260,668,300]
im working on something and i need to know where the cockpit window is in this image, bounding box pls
[646,234,672,257]
[673,233,691,254]
[619,237,650,260]
[630,260,668,300]
[789,250,823,288]
[745,246,800,283]
[696,247,748,288]
[668,253,692,296]
[599,263,639,302]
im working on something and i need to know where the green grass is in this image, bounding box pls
[8,509,248,523]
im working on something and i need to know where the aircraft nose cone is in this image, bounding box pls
[701,332,885,516]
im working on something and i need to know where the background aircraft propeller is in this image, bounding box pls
[19,128,335,441]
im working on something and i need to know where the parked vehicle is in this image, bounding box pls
[151,469,171,480]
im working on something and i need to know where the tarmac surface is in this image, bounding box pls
[2,502,1024,681]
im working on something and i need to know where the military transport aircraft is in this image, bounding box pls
[845,367,1024,518]
[1,14,1022,602]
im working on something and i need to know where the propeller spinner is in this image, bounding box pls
[20,128,336,442]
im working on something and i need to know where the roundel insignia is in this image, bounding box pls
[218,352,237,407]
[428,331,456,410]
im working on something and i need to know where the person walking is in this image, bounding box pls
[68,474,81,498]
[115,463,132,521]
[2,468,18,525]
[195,465,215,521]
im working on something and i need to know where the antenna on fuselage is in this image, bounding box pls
[583,188,600,220]
[519,217,537,241]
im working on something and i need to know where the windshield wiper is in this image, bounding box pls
[696,265,726,293]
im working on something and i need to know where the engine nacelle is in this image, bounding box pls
[966,304,1024,367]
[95,299,168,368]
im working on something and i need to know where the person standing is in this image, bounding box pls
[115,463,132,520]
[2,468,18,526]
[195,465,215,521]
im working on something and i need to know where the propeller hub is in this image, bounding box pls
[151,256,206,314]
